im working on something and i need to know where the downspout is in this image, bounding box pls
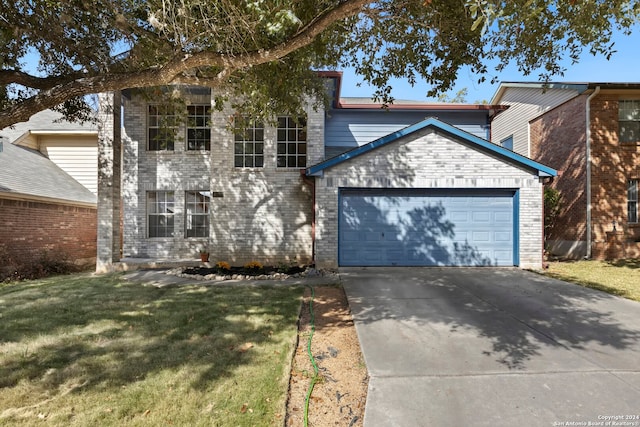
[585,86,600,259]
[300,170,316,265]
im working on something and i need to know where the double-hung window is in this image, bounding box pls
[148,105,177,151]
[185,191,211,237]
[148,191,175,237]
[234,119,264,167]
[629,179,639,223]
[187,105,211,150]
[619,100,640,144]
[277,116,307,168]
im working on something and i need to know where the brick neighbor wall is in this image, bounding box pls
[589,93,640,256]
[529,94,588,257]
[0,197,97,264]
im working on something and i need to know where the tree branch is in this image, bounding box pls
[0,0,372,129]
[0,70,85,90]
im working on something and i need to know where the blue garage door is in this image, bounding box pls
[339,189,517,267]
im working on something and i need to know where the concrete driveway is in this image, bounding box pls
[340,267,640,427]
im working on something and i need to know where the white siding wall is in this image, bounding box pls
[315,128,546,269]
[40,135,99,194]
[492,87,580,156]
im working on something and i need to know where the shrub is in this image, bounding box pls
[0,247,81,282]
[277,261,297,274]
[544,186,562,243]
[243,261,263,272]
[216,261,231,271]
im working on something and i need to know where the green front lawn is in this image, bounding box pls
[544,259,640,302]
[0,273,303,426]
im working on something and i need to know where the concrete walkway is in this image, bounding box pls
[341,267,640,427]
[122,268,340,288]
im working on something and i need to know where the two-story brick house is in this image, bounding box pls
[491,82,640,259]
[96,73,556,272]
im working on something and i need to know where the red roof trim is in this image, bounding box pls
[336,102,507,111]
[317,70,508,111]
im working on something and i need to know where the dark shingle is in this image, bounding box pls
[0,139,96,205]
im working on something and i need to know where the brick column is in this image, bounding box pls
[96,92,122,272]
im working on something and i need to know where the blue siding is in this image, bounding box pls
[309,117,557,178]
[339,188,516,267]
[325,110,490,151]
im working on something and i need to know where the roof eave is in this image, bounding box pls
[336,102,507,112]
[490,82,590,104]
[306,117,557,177]
[13,129,98,147]
[0,190,97,208]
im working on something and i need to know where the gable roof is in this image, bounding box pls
[490,81,640,105]
[306,117,556,178]
[0,137,96,206]
[0,109,97,145]
[490,82,589,105]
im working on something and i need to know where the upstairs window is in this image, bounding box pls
[277,116,307,168]
[148,105,177,151]
[500,135,514,151]
[185,191,211,237]
[234,119,264,167]
[619,100,640,144]
[187,105,211,150]
[148,191,175,237]
[629,179,639,223]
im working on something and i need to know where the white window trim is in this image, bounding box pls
[618,100,640,144]
[147,191,175,238]
[185,190,211,238]
[234,119,265,168]
[186,105,212,151]
[147,105,178,151]
[628,179,639,224]
[276,116,307,168]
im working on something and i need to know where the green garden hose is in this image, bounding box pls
[304,285,319,427]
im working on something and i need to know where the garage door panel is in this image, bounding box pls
[495,231,511,242]
[386,250,406,262]
[339,189,515,267]
[471,231,491,243]
[342,231,360,242]
[364,231,381,242]
[450,210,470,222]
[472,211,491,222]
[362,248,382,262]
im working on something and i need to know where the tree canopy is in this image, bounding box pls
[0,0,638,128]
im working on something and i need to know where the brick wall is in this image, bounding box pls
[589,93,640,252]
[121,90,322,265]
[501,90,640,260]
[0,197,97,264]
[529,95,588,257]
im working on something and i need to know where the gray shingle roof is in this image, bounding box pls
[0,137,96,205]
[0,109,96,143]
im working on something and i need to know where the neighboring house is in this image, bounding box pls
[490,82,640,259]
[1,109,99,194]
[0,113,98,264]
[96,72,555,272]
